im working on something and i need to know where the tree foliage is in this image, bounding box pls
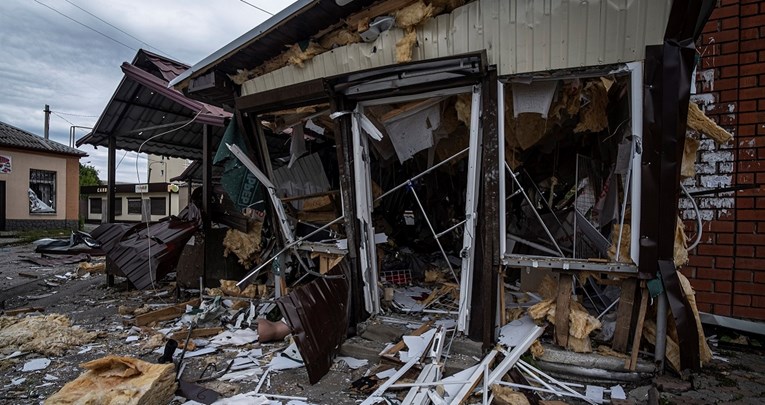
[79,163,101,187]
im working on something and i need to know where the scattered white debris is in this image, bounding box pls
[11,377,25,386]
[335,356,368,370]
[375,368,398,379]
[125,336,140,343]
[43,374,59,381]
[210,328,259,346]
[22,358,51,372]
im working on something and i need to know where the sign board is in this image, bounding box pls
[0,155,11,174]
[134,184,149,193]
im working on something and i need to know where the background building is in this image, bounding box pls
[0,121,85,231]
[81,182,186,223]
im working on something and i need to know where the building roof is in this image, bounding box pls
[168,0,376,92]
[0,120,87,157]
[76,49,230,160]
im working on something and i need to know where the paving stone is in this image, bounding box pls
[654,375,692,393]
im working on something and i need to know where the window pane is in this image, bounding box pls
[127,198,143,214]
[90,198,102,214]
[150,197,166,215]
[29,169,56,213]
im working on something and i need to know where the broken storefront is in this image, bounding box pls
[68,0,730,403]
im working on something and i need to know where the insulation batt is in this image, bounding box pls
[574,81,609,133]
[396,28,418,62]
[491,384,531,405]
[222,220,263,268]
[45,356,177,405]
[394,1,434,29]
[687,102,733,144]
[0,314,97,356]
[681,136,701,178]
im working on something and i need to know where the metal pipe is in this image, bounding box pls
[597,297,620,320]
[655,292,668,371]
[435,218,468,239]
[237,216,344,286]
[375,148,468,202]
[505,162,564,257]
[409,181,459,284]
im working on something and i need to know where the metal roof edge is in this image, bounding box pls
[167,0,317,89]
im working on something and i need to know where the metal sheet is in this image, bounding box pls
[91,205,201,290]
[242,0,672,97]
[638,0,715,371]
[276,264,349,384]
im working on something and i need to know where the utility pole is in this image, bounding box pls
[43,104,51,140]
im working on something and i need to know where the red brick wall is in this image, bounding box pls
[684,0,765,320]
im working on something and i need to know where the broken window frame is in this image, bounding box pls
[497,62,644,272]
[350,84,484,325]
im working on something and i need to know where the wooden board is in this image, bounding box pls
[345,0,420,31]
[169,327,224,342]
[555,273,573,347]
[612,278,638,352]
[133,299,200,326]
[626,285,649,371]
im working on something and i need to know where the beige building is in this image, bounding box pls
[0,121,85,231]
[147,154,189,183]
[81,182,186,223]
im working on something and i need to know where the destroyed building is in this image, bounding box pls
[70,0,739,402]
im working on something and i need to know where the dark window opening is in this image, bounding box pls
[90,198,102,214]
[29,169,56,214]
[127,198,143,215]
[150,197,166,216]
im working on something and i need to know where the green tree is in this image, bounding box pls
[79,163,101,188]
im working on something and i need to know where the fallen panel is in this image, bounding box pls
[276,264,349,384]
[91,205,201,290]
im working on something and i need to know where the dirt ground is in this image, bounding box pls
[1,241,764,404]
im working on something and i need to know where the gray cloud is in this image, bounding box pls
[0,0,284,181]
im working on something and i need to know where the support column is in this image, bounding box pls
[329,91,367,332]
[202,124,212,287]
[106,133,116,286]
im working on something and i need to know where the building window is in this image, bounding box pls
[90,198,102,214]
[150,197,166,216]
[29,169,56,213]
[113,197,122,216]
[127,198,143,215]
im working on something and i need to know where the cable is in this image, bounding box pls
[135,110,203,294]
[51,110,100,118]
[681,183,703,251]
[51,112,76,127]
[61,0,177,59]
[32,0,137,52]
[239,0,274,15]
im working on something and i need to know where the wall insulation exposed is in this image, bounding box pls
[242,0,673,96]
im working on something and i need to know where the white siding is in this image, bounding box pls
[242,0,672,96]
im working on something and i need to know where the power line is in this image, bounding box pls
[239,0,274,16]
[61,0,177,59]
[51,110,100,118]
[51,111,76,126]
[32,0,137,52]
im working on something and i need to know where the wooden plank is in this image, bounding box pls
[4,307,44,316]
[346,0,420,32]
[380,320,434,360]
[379,97,443,122]
[612,278,638,352]
[626,285,649,371]
[555,273,574,348]
[133,299,200,326]
[170,327,224,342]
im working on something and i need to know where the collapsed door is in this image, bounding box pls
[334,53,487,331]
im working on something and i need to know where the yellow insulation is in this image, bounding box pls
[687,102,733,144]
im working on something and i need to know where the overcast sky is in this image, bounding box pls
[0,0,291,182]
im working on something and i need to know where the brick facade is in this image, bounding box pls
[683,0,765,320]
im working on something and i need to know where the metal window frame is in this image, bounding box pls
[498,62,643,273]
[350,85,483,324]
